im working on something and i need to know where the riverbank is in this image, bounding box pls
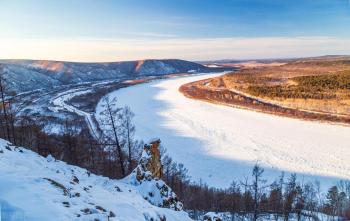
[179,77,350,125]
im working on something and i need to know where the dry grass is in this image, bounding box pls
[220,58,350,116]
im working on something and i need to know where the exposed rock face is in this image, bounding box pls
[136,138,163,181]
[126,138,183,211]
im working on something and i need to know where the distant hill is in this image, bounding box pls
[199,55,350,67]
[0,59,230,92]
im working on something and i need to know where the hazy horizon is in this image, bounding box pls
[1,53,350,64]
[1,0,350,62]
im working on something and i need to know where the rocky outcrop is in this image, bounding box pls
[125,138,183,211]
[136,138,163,181]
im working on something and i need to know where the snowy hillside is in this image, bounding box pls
[0,59,229,93]
[0,139,192,221]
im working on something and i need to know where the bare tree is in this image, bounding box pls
[0,66,18,145]
[119,106,136,172]
[295,184,305,221]
[162,154,173,183]
[0,67,11,142]
[99,96,126,177]
[283,173,297,221]
[240,176,253,220]
[252,164,266,221]
[229,181,241,221]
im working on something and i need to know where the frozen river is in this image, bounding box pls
[96,73,350,188]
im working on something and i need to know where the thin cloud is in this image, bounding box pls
[127,32,178,38]
[0,36,349,62]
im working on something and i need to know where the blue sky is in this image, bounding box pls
[1,0,350,61]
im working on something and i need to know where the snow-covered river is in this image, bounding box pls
[96,73,350,188]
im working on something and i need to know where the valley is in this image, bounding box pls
[1,59,349,220]
[1,59,230,136]
[3,1,350,219]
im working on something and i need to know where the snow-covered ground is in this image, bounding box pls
[0,140,192,221]
[49,88,101,139]
[202,211,336,221]
[95,73,350,188]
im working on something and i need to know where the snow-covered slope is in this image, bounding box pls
[95,73,350,188]
[0,59,229,93]
[0,140,192,221]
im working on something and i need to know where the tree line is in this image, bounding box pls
[163,161,350,220]
[246,72,350,100]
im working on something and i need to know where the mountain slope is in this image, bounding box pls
[0,139,192,221]
[0,59,229,93]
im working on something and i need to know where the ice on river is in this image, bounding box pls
[96,73,350,188]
